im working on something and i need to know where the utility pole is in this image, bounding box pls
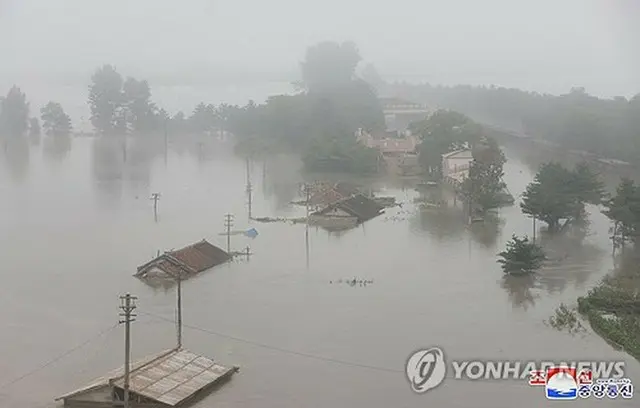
[150,193,160,221]
[164,117,168,166]
[246,157,253,220]
[304,183,311,270]
[176,271,182,349]
[119,293,137,408]
[224,214,234,253]
[532,217,537,244]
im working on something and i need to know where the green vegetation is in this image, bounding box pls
[408,110,477,177]
[226,41,386,174]
[603,178,640,250]
[462,137,507,213]
[0,86,29,138]
[578,282,640,361]
[302,137,379,174]
[546,304,585,335]
[497,235,546,275]
[41,102,72,137]
[520,162,603,232]
[409,110,508,211]
[387,83,640,164]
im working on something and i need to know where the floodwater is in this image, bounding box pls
[0,135,637,408]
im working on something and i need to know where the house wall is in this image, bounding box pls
[140,265,171,279]
[323,208,353,218]
[442,154,472,177]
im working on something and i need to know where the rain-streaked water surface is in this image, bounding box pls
[0,136,637,408]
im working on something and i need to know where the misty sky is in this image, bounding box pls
[1,0,639,98]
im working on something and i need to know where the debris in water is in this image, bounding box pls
[329,278,374,287]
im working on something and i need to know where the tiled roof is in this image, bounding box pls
[169,240,231,273]
[136,240,230,280]
[316,194,384,222]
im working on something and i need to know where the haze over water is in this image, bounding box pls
[0,136,637,407]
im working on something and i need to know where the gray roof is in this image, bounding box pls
[314,194,384,223]
[56,348,238,407]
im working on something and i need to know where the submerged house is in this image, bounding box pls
[136,240,231,282]
[442,148,473,186]
[56,348,239,407]
[307,181,362,208]
[308,194,384,230]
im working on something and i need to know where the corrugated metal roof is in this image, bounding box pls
[111,349,235,406]
[55,349,176,401]
[56,348,237,406]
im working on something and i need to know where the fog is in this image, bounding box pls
[1,0,639,101]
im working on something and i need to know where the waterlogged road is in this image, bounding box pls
[0,137,637,407]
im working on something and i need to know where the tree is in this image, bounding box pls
[300,41,361,93]
[462,138,507,213]
[0,86,30,138]
[189,103,216,134]
[520,162,602,232]
[497,235,546,275]
[360,63,385,92]
[409,110,479,177]
[122,77,158,134]
[88,65,124,135]
[41,101,72,137]
[603,178,640,249]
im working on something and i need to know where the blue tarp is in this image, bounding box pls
[244,228,259,238]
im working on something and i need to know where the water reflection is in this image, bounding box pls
[91,137,124,206]
[43,134,72,163]
[410,205,467,242]
[1,137,30,183]
[468,212,504,249]
[29,132,41,147]
[501,273,537,310]
[125,137,156,195]
[536,232,603,293]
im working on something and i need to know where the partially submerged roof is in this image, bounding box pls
[314,194,384,223]
[136,239,231,280]
[56,348,238,407]
[308,182,361,206]
[442,149,473,159]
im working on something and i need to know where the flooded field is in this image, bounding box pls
[0,136,637,407]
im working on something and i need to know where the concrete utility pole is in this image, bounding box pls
[150,193,161,221]
[224,214,234,253]
[119,293,137,408]
[164,117,168,166]
[246,157,253,220]
[532,217,537,244]
[304,183,311,270]
[176,271,182,349]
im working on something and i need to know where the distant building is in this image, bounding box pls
[442,148,473,186]
[355,128,419,156]
[56,348,238,408]
[136,239,231,283]
[379,97,431,131]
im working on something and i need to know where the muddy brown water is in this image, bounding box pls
[0,136,637,408]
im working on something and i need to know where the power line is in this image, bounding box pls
[0,323,119,391]
[138,311,400,374]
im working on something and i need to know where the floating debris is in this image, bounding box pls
[329,278,374,287]
[251,216,308,225]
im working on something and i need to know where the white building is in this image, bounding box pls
[442,148,473,185]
